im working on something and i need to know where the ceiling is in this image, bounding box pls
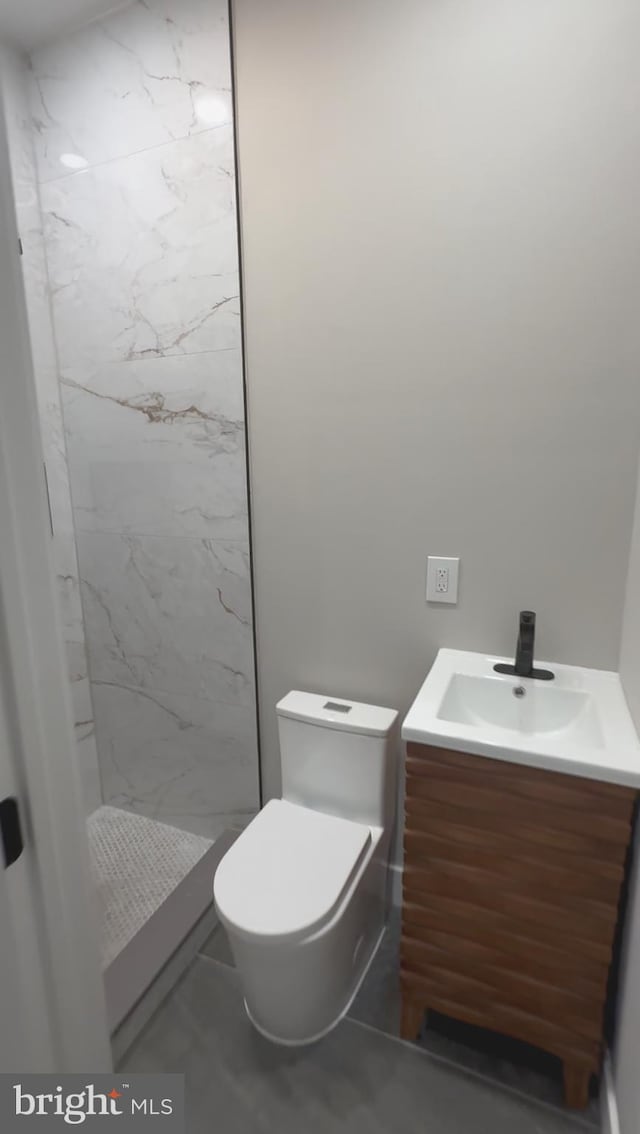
[0,0,133,51]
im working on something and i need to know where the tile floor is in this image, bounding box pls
[121,912,600,1133]
[199,910,599,1120]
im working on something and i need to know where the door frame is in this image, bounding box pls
[0,86,111,1072]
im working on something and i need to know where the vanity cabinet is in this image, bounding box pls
[400,742,637,1108]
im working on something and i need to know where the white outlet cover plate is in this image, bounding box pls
[426,556,460,604]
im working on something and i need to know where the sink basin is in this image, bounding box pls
[438,673,604,747]
[402,648,640,786]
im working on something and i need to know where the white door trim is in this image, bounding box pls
[0,85,111,1072]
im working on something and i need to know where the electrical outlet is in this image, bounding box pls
[436,566,449,593]
[426,557,459,604]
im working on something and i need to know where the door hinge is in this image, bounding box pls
[0,797,24,869]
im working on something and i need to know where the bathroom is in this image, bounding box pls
[0,0,639,1131]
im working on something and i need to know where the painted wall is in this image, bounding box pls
[0,43,100,814]
[233,0,640,813]
[28,0,259,838]
[614,467,640,1134]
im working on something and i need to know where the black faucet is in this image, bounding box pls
[494,611,554,681]
[515,610,535,676]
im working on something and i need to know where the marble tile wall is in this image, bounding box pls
[1,44,101,814]
[27,0,259,839]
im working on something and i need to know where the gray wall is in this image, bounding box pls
[621,477,640,725]
[615,466,640,1134]
[233,0,640,805]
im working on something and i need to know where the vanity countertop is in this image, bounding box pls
[402,648,640,788]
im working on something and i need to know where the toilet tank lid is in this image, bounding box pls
[276,691,397,738]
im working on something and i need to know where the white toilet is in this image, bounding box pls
[213,690,398,1045]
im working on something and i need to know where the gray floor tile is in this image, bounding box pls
[352,910,599,1123]
[200,922,235,968]
[121,956,596,1134]
[418,1019,598,1119]
[202,913,403,1037]
[199,910,599,1123]
[348,909,402,1036]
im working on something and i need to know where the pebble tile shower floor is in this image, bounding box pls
[88,806,212,968]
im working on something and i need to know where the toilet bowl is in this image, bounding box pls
[214,690,398,1044]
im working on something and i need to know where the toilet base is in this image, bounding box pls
[242,923,386,1047]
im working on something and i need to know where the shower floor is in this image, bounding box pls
[88,806,213,969]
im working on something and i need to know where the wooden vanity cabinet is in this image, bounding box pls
[400,742,637,1108]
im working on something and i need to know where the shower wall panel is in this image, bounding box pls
[1,44,101,813]
[29,0,259,837]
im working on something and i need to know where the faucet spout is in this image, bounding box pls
[515,610,536,677]
[493,610,554,681]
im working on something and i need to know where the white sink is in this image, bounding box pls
[402,648,640,786]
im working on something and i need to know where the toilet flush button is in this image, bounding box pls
[324,701,351,713]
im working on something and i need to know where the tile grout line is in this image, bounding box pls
[36,120,235,187]
[61,345,242,371]
[74,534,252,548]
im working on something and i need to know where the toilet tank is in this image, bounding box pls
[276,691,398,829]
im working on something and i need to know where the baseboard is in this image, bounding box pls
[601,1052,620,1134]
[390,862,403,907]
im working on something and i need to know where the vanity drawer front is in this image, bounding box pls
[402,745,633,956]
[400,939,603,1039]
[401,896,612,978]
[403,860,618,944]
[405,793,631,866]
[405,753,635,844]
[406,742,635,810]
[404,828,624,903]
[401,908,609,998]
[400,742,637,1106]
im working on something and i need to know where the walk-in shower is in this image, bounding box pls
[1,0,259,1031]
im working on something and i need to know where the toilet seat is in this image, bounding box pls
[214,799,372,944]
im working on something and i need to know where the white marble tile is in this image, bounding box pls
[78,531,255,706]
[57,556,101,812]
[93,682,259,839]
[40,128,239,369]
[65,639,88,686]
[61,351,248,541]
[16,202,59,413]
[1,46,39,211]
[55,532,87,641]
[2,45,101,818]
[2,52,77,542]
[30,0,232,182]
[70,671,95,730]
[76,732,103,816]
[9,2,258,830]
[13,189,79,546]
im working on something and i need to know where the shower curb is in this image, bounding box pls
[106,827,239,1035]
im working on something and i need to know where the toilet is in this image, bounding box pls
[213,690,398,1045]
